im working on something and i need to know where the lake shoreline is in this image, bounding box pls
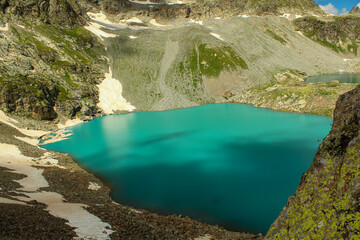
[0,110,263,239]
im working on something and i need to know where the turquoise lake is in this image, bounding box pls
[305,72,360,84]
[42,104,332,234]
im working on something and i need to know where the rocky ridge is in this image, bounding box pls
[0,0,107,123]
[0,0,87,27]
[92,0,325,20]
[349,3,360,14]
[227,71,357,116]
[265,84,360,239]
[294,15,360,56]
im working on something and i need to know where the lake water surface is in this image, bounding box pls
[305,72,360,84]
[42,104,332,234]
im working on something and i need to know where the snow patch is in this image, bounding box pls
[168,1,184,5]
[214,17,221,20]
[296,31,305,37]
[129,0,161,5]
[189,19,203,25]
[87,12,114,25]
[0,197,26,205]
[88,182,101,191]
[280,13,291,19]
[97,67,136,114]
[149,19,172,27]
[194,234,214,240]
[240,15,250,18]
[0,110,47,138]
[57,118,82,130]
[20,192,114,240]
[84,22,117,41]
[0,143,113,239]
[129,35,138,39]
[38,129,73,145]
[210,32,224,41]
[15,136,39,146]
[120,17,143,25]
[0,23,8,31]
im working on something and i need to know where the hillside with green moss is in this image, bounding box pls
[0,0,107,122]
[294,15,360,56]
[266,84,360,239]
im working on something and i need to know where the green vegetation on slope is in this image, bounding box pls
[229,71,358,117]
[294,15,360,56]
[180,44,248,79]
[266,85,360,239]
[0,21,107,120]
[265,29,287,45]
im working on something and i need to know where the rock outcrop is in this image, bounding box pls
[266,84,360,239]
[0,0,87,27]
[0,11,107,121]
[294,15,360,55]
[91,0,324,20]
[349,4,360,14]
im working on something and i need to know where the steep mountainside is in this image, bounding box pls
[294,15,360,55]
[349,4,360,14]
[190,0,324,17]
[0,0,87,26]
[105,16,352,111]
[0,0,107,123]
[266,84,360,239]
[93,0,325,19]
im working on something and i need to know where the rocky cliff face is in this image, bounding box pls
[93,0,324,20]
[0,0,87,27]
[294,15,360,55]
[0,1,107,121]
[349,4,360,14]
[266,84,360,239]
[191,0,323,17]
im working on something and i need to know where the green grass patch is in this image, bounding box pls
[57,85,70,102]
[265,29,287,45]
[196,44,248,77]
[315,39,345,53]
[348,43,358,56]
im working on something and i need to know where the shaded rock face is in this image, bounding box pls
[294,15,360,55]
[266,85,360,239]
[0,0,86,27]
[0,15,107,121]
[349,5,360,14]
[92,0,324,19]
[0,82,59,120]
[195,0,323,16]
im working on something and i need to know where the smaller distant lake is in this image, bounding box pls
[305,72,360,84]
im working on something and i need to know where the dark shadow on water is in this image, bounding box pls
[136,131,193,147]
[104,137,318,234]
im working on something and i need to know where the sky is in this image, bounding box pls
[314,0,360,15]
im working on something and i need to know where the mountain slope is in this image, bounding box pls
[0,0,87,27]
[0,0,107,123]
[349,3,360,14]
[94,0,325,19]
[105,16,352,112]
[294,15,360,55]
[266,84,360,239]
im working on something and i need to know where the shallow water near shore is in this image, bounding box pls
[305,72,360,84]
[42,104,332,234]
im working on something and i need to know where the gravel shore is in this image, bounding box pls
[0,117,263,240]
